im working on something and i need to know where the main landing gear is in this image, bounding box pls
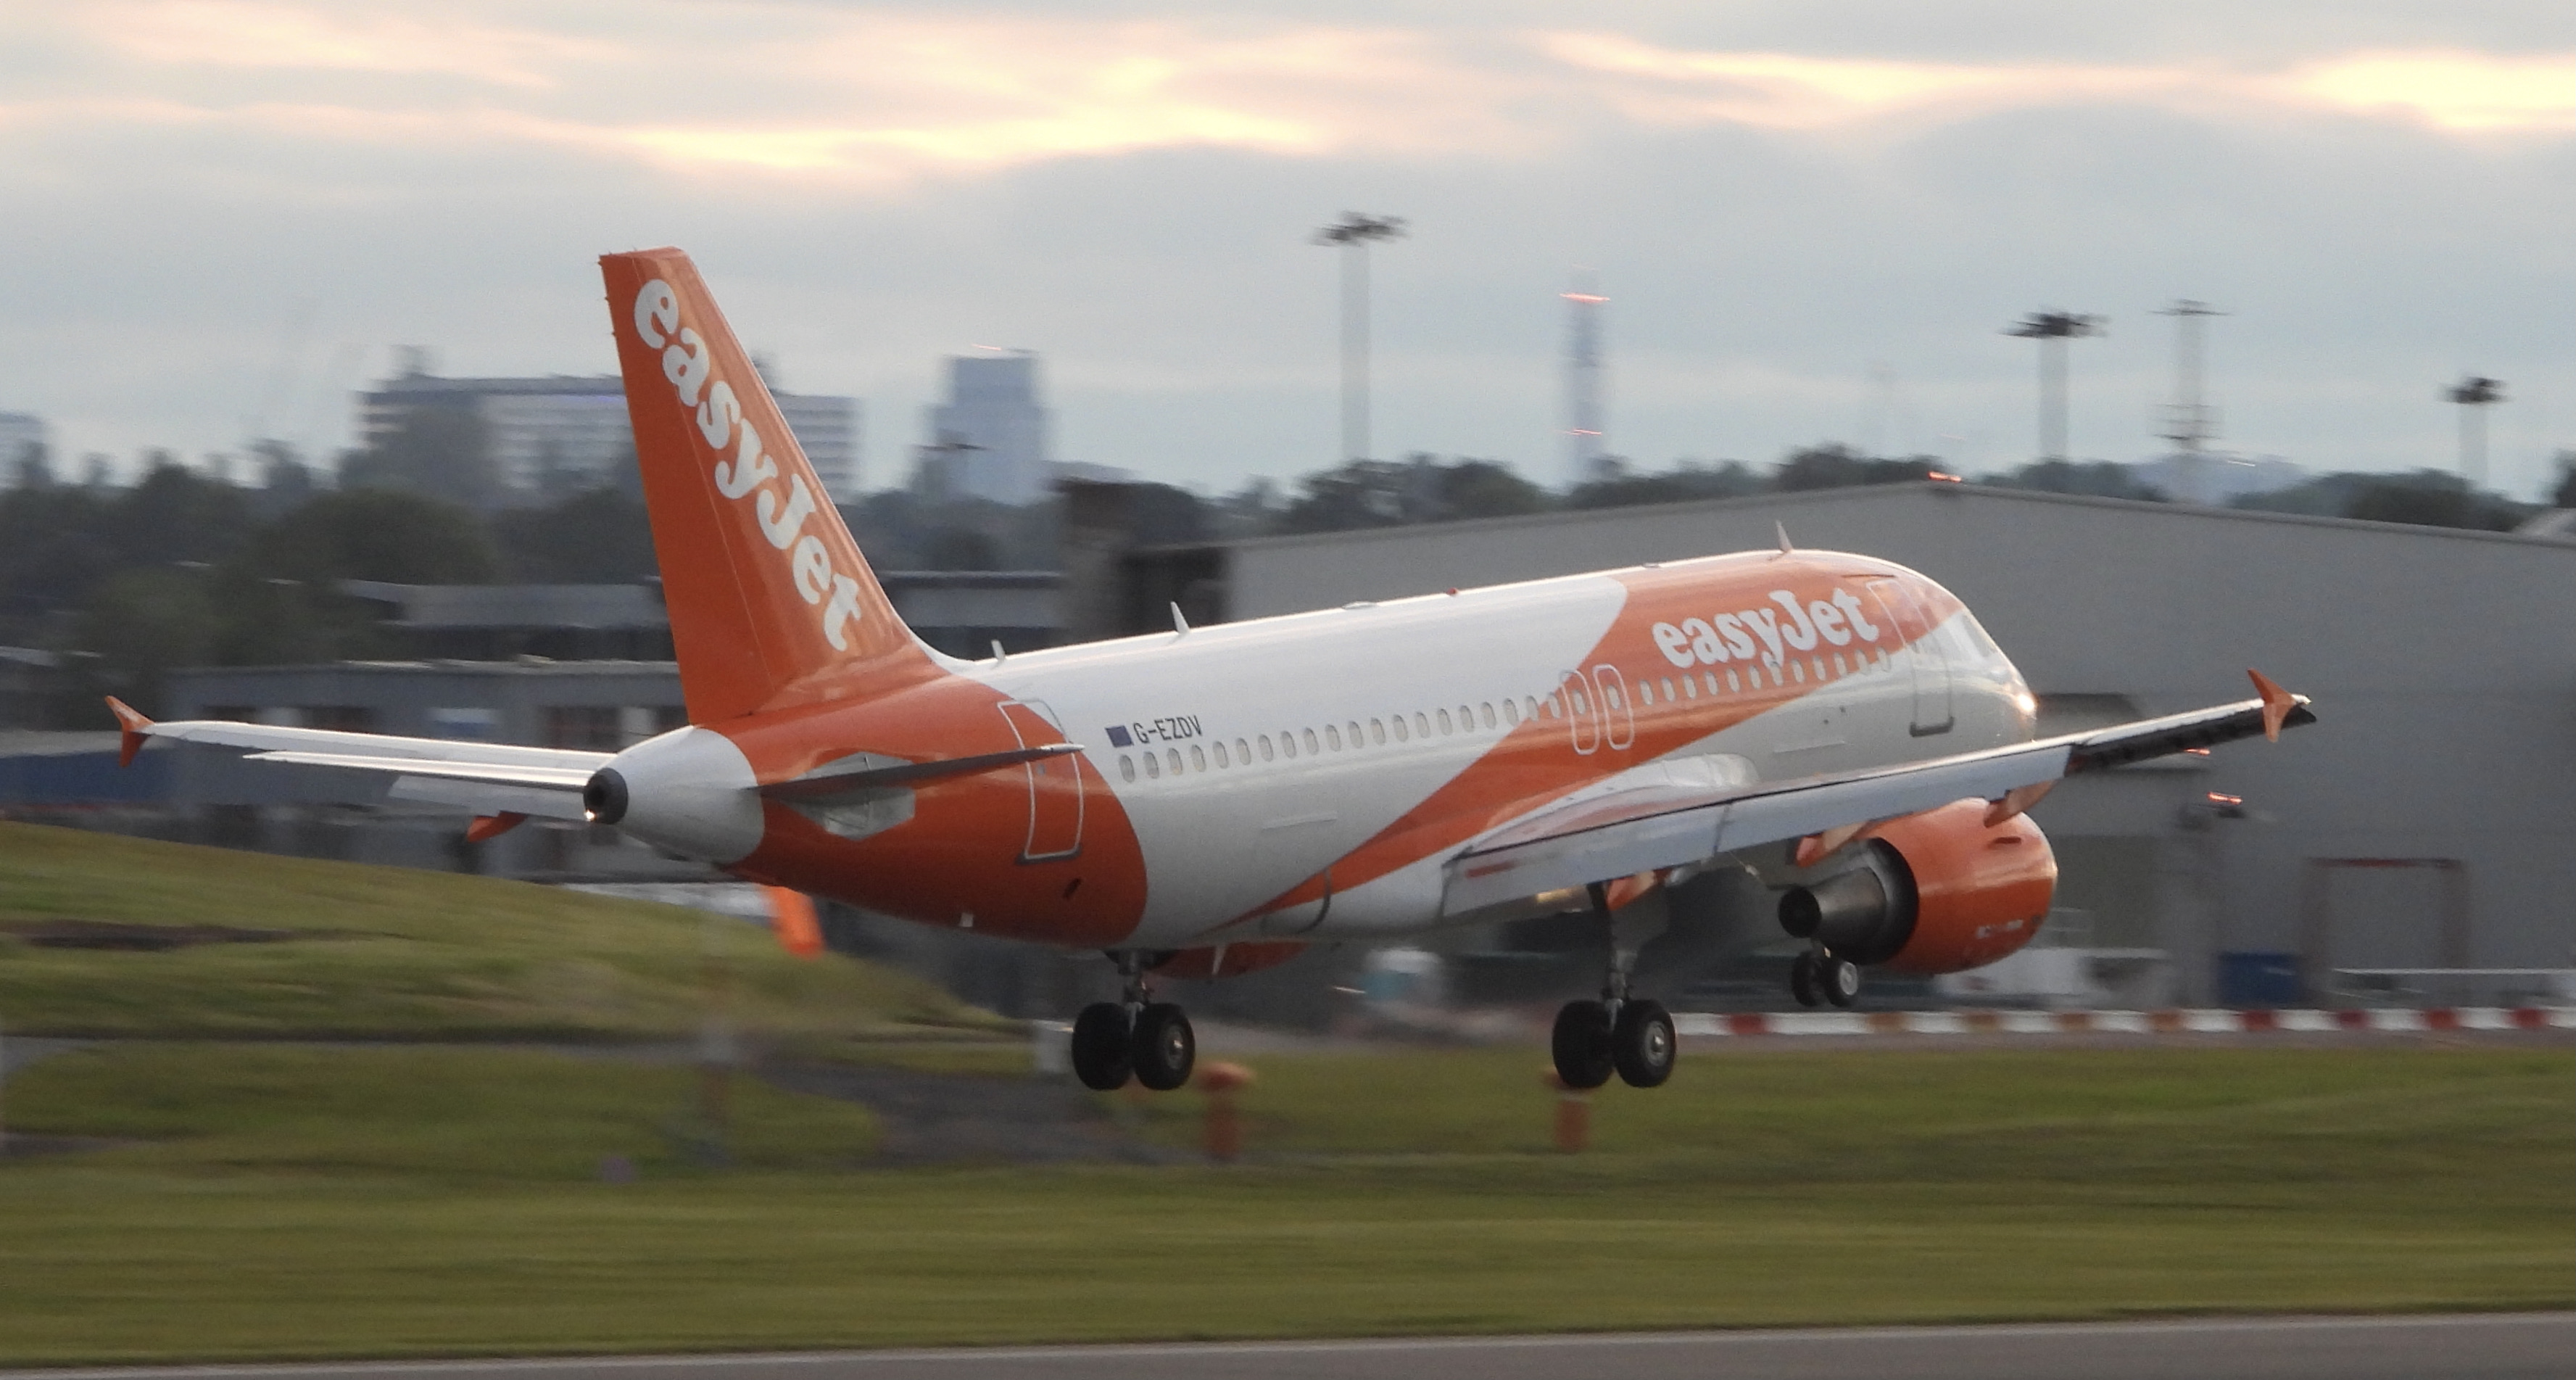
[1789,949,1861,1009]
[1551,881,1678,1091]
[1070,951,1196,1092]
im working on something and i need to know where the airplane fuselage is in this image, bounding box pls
[613,548,2035,950]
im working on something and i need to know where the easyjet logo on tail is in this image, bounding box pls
[631,279,866,651]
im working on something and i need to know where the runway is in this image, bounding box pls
[9,1313,2571,1380]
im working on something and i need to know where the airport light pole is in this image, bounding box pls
[1314,213,1407,464]
[2006,310,2103,464]
[2445,375,2503,490]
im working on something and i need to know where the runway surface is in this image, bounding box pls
[8,1313,2571,1380]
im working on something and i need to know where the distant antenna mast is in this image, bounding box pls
[1562,270,1607,484]
[2005,309,2103,464]
[2154,299,2227,504]
[2445,375,2504,489]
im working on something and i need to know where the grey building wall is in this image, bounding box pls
[1185,483,2576,1003]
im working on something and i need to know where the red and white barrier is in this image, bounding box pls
[1673,1007,2576,1038]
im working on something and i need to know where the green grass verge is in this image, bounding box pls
[0,822,1004,1040]
[0,1041,2565,1362]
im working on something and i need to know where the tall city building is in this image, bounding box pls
[357,360,862,505]
[0,412,48,487]
[919,352,1052,506]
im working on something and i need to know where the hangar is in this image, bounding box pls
[1101,482,2576,1008]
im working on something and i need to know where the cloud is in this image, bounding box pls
[5,3,2573,496]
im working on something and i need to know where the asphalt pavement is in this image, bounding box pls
[7,1313,2571,1380]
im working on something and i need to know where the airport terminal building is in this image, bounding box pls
[1103,482,2576,1008]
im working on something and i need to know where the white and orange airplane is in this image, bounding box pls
[109,248,2313,1094]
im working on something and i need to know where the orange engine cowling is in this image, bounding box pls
[1776,798,2057,975]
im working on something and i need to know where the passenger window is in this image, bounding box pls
[1143,751,1161,779]
[1415,711,1430,737]
[1370,718,1386,744]
[1503,698,1520,725]
[1457,705,1472,730]
[1606,685,1623,709]
[1527,695,1542,719]
[1236,737,1251,762]
[1791,661,1805,684]
[1325,724,1343,751]
[1571,690,1589,714]
[1662,677,1676,702]
[1546,695,1562,717]
[1639,682,1654,706]
[1726,670,1741,693]
[1284,732,1300,759]
[1190,745,1206,772]
[1169,748,1184,774]
[1705,672,1720,695]
[1303,728,1320,755]
[1479,702,1495,728]
[1214,740,1230,768]
[1437,708,1454,734]
[1834,653,1848,677]
[1392,715,1409,742]
[1259,734,1275,761]
[1119,754,1136,782]
[1348,720,1362,747]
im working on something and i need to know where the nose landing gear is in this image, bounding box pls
[1070,951,1198,1092]
[1789,949,1862,1009]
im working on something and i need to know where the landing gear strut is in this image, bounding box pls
[1551,881,1678,1091]
[1070,951,1197,1092]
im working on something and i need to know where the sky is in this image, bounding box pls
[4,1,2574,497]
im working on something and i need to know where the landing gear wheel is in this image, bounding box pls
[1821,957,1862,1009]
[1789,952,1821,1008]
[1070,1002,1133,1090]
[1130,1001,1196,1091]
[1612,998,1676,1088]
[1552,999,1615,1090]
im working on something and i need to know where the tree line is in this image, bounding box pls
[6,436,2567,726]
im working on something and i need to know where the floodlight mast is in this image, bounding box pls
[2445,375,2503,489]
[2154,300,2227,503]
[2005,310,2103,464]
[1313,212,1407,464]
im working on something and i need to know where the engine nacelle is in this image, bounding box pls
[1777,799,2056,975]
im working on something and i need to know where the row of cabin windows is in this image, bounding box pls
[1109,647,1898,784]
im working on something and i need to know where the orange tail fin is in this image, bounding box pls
[600,248,940,723]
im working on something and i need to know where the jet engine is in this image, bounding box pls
[1777,799,2056,974]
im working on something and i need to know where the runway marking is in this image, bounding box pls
[9,1312,2572,1378]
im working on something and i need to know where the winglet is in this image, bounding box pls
[465,812,529,844]
[1774,521,1794,556]
[2248,669,2299,743]
[105,696,152,767]
[1170,602,1190,635]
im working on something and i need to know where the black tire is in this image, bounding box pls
[1822,957,1863,1009]
[1551,999,1615,1090]
[1071,1002,1133,1090]
[1130,1001,1196,1091]
[1612,998,1676,1088]
[1789,952,1821,1008]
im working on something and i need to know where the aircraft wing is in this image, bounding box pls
[107,697,609,821]
[1439,672,2313,917]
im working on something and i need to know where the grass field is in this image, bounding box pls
[1,1039,2567,1363]
[0,822,1000,1040]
